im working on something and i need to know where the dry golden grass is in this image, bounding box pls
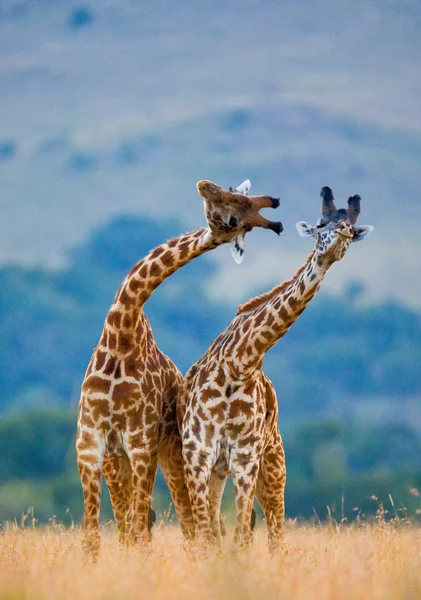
[1,521,421,600]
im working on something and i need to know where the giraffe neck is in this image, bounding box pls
[226,250,331,376]
[105,227,220,341]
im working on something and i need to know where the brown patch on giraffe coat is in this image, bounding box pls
[83,376,112,396]
[205,422,215,447]
[104,356,117,376]
[160,251,174,267]
[149,262,162,278]
[208,402,227,423]
[127,408,143,430]
[113,381,139,410]
[91,399,111,421]
[149,246,165,260]
[178,240,191,260]
[95,351,107,371]
[228,399,254,420]
[191,416,202,440]
[77,430,96,451]
[201,387,222,402]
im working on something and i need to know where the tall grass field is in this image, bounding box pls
[1,518,421,600]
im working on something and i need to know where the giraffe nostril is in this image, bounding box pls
[229,216,238,228]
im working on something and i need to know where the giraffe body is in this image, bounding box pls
[180,187,373,550]
[76,181,282,557]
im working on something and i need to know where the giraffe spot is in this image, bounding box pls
[253,310,266,327]
[77,430,96,451]
[197,483,206,494]
[255,338,266,354]
[149,262,162,278]
[113,381,139,410]
[118,333,133,351]
[108,332,117,350]
[129,278,142,293]
[198,368,209,388]
[149,246,165,260]
[279,306,289,321]
[208,402,227,424]
[127,408,143,430]
[80,413,95,428]
[228,399,253,419]
[119,289,136,308]
[201,387,222,402]
[125,358,141,378]
[235,452,252,466]
[167,238,178,247]
[145,405,159,426]
[160,251,174,267]
[83,376,111,396]
[249,464,258,476]
[104,356,117,376]
[95,351,107,371]
[226,385,232,398]
[192,416,202,440]
[91,399,111,421]
[178,240,191,259]
[184,440,197,451]
[196,405,207,421]
[214,368,225,387]
[238,434,260,448]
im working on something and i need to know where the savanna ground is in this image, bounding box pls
[1,515,421,600]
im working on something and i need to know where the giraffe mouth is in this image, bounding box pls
[335,229,353,239]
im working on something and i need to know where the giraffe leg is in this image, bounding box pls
[127,443,159,545]
[77,461,103,560]
[231,454,260,549]
[183,447,215,548]
[158,432,195,540]
[208,457,229,545]
[255,429,286,553]
[102,454,133,546]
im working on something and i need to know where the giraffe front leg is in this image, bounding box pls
[231,453,260,550]
[102,454,133,546]
[255,429,286,553]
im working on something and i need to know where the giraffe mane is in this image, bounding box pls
[236,250,316,315]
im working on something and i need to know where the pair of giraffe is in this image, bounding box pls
[76,180,373,557]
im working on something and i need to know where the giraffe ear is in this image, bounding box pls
[352,225,374,242]
[296,221,317,238]
[230,234,245,264]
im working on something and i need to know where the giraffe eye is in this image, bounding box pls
[229,216,238,227]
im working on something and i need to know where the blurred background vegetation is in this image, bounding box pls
[1,215,420,525]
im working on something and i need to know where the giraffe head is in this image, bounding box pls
[197,179,283,263]
[295,186,373,262]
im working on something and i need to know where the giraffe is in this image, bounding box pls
[76,179,283,558]
[179,187,373,551]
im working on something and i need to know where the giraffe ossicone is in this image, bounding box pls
[179,186,373,552]
[76,179,282,559]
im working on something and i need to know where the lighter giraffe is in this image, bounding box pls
[76,180,282,558]
[179,187,373,551]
